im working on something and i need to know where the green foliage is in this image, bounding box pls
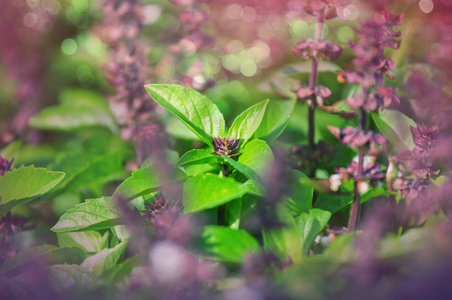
[57,231,109,253]
[228,99,269,143]
[0,165,65,215]
[52,197,121,233]
[30,89,118,133]
[201,225,261,263]
[183,173,249,213]
[145,84,225,145]
[80,241,128,276]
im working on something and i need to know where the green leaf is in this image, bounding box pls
[237,139,274,176]
[223,156,262,183]
[372,109,416,152]
[225,195,257,229]
[243,179,265,196]
[183,173,247,214]
[0,245,85,276]
[108,256,138,283]
[80,241,128,276]
[57,231,106,253]
[253,98,296,143]
[201,225,260,263]
[47,151,128,199]
[145,84,225,145]
[49,264,101,288]
[51,197,121,233]
[297,209,332,255]
[0,166,65,215]
[287,170,313,213]
[30,89,118,133]
[177,149,219,167]
[228,99,269,143]
[113,167,161,200]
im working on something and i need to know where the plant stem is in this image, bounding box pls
[307,10,325,153]
[349,108,367,231]
[218,163,231,226]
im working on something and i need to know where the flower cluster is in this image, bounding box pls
[397,124,440,179]
[328,126,386,156]
[347,87,400,112]
[0,157,13,176]
[211,137,241,158]
[339,10,403,90]
[303,0,352,18]
[292,39,343,61]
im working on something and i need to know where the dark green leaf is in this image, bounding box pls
[145,84,225,145]
[201,225,260,263]
[183,173,247,214]
[228,99,269,143]
[49,264,101,288]
[51,197,121,233]
[0,166,65,216]
[287,170,313,213]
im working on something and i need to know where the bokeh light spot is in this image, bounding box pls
[419,0,434,13]
[61,38,78,55]
[337,26,354,43]
[72,0,89,13]
[240,60,258,77]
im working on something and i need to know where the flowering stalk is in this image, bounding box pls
[329,9,403,231]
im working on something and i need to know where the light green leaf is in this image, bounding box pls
[228,99,269,143]
[81,241,128,276]
[30,89,118,133]
[297,209,332,255]
[0,245,85,276]
[223,156,261,183]
[177,149,219,167]
[57,231,106,253]
[372,109,416,152]
[113,167,161,200]
[183,173,247,214]
[51,197,121,233]
[253,98,296,143]
[0,166,65,216]
[145,84,225,145]
[201,225,260,263]
[237,139,274,176]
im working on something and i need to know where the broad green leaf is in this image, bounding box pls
[81,241,128,276]
[145,84,225,145]
[228,99,269,143]
[287,170,313,213]
[0,245,85,276]
[253,98,296,143]
[297,209,332,255]
[49,264,101,288]
[47,151,128,199]
[30,89,118,133]
[57,231,106,253]
[372,109,416,152]
[51,197,121,233]
[167,117,200,141]
[183,173,247,214]
[113,167,160,200]
[0,166,65,216]
[111,225,130,242]
[237,139,274,176]
[201,225,260,263]
[177,149,219,167]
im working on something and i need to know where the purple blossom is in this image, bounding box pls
[328,126,386,155]
[292,39,343,61]
[0,157,13,176]
[211,137,241,158]
[347,87,400,112]
[296,85,332,107]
